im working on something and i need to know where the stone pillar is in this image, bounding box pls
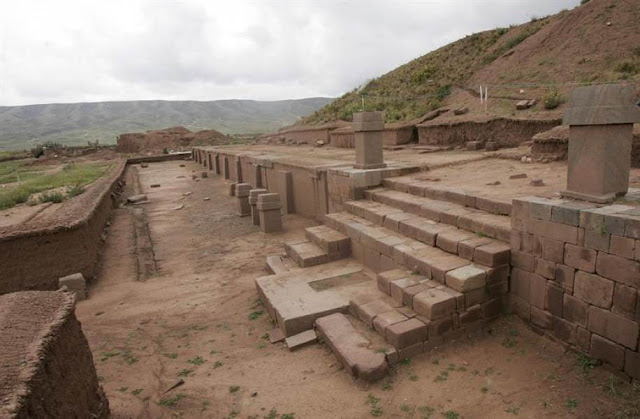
[276,170,294,214]
[235,183,251,216]
[353,111,386,170]
[561,84,640,203]
[235,156,243,183]
[257,193,283,233]
[228,182,237,196]
[214,154,221,175]
[252,163,263,188]
[249,188,269,226]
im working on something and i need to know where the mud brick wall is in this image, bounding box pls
[0,161,126,295]
[0,291,109,418]
[330,131,355,148]
[510,197,640,380]
[418,117,560,148]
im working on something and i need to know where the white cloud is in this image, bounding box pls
[0,0,580,106]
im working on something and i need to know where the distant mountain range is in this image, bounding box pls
[0,97,333,150]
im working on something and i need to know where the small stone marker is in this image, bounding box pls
[228,182,238,197]
[466,141,484,150]
[561,84,640,203]
[285,329,317,350]
[249,188,269,226]
[127,194,148,204]
[58,273,87,300]
[353,111,386,170]
[509,173,527,179]
[530,179,545,187]
[485,141,498,151]
[256,193,283,233]
[201,172,208,178]
[453,106,469,115]
[235,183,252,216]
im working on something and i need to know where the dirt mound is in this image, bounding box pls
[116,126,232,154]
[0,291,108,418]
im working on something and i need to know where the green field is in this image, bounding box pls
[0,160,113,210]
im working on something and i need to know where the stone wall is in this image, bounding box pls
[0,291,109,418]
[510,196,640,380]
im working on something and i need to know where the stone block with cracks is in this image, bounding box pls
[257,193,283,233]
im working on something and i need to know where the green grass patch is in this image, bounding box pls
[158,393,185,407]
[0,161,112,210]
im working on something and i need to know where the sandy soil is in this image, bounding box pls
[76,160,638,419]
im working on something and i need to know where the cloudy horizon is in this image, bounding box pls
[0,0,580,107]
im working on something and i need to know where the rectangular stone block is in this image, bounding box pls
[403,284,430,308]
[612,284,638,320]
[584,229,610,252]
[511,199,529,231]
[459,237,492,261]
[529,273,546,309]
[590,334,625,370]
[540,237,564,263]
[373,310,408,336]
[465,287,488,308]
[413,289,456,320]
[545,283,563,317]
[473,242,510,267]
[625,350,640,380]
[574,271,614,309]
[445,265,486,292]
[552,316,577,345]
[535,257,555,280]
[588,306,639,349]
[510,268,530,302]
[377,269,410,295]
[564,243,597,272]
[511,251,535,272]
[555,264,575,291]
[531,306,552,329]
[526,218,579,245]
[386,318,428,349]
[355,299,395,326]
[609,235,635,259]
[596,252,640,288]
[563,294,588,327]
[390,277,420,305]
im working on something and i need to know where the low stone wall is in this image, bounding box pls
[510,196,640,380]
[418,117,560,148]
[329,127,416,148]
[0,160,126,295]
[0,291,109,418]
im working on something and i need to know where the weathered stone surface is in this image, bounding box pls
[389,277,420,304]
[377,269,409,294]
[555,264,575,291]
[574,271,614,309]
[563,294,588,327]
[612,284,638,319]
[373,310,408,336]
[584,229,610,252]
[354,299,395,326]
[445,265,486,292]
[413,289,456,320]
[529,273,546,309]
[386,318,428,349]
[531,307,552,329]
[552,316,577,345]
[315,314,387,381]
[609,235,635,259]
[510,268,530,302]
[285,329,317,350]
[511,250,535,272]
[535,257,555,280]
[474,242,510,267]
[540,237,564,263]
[564,244,597,272]
[596,252,640,288]
[588,306,639,349]
[590,334,625,370]
[545,283,564,317]
[625,350,640,380]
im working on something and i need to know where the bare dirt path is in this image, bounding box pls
[76,160,637,419]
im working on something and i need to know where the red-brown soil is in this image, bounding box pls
[116,126,232,154]
[75,160,639,418]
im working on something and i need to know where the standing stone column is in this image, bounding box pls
[561,84,640,203]
[249,188,269,226]
[235,183,252,216]
[257,193,283,233]
[353,111,386,170]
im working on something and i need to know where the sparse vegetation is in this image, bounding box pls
[365,394,383,417]
[229,385,240,393]
[187,356,205,365]
[542,90,565,110]
[158,393,185,407]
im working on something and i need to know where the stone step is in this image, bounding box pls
[383,177,512,216]
[363,188,512,242]
[265,254,298,274]
[347,273,505,363]
[284,240,328,268]
[305,225,351,259]
[315,313,388,381]
[325,212,510,278]
[344,200,510,266]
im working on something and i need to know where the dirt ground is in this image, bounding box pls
[75,159,639,419]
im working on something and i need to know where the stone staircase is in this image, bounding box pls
[259,180,513,381]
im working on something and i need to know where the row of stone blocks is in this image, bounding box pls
[344,199,510,267]
[233,182,283,233]
[510,196,640,380]
[284,225,351,268]
[383,176,512,216]
[348,267,505,364]
[365,188,512,242]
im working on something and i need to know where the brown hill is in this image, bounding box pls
[116,126,232,154]
[303,0,640,126]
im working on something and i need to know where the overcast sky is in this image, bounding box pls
[0,0,580,106]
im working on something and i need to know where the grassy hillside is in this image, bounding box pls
[0,98,332,151]
[304,0,640,124]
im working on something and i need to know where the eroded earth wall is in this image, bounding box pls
[0,291,109,418]
[0,161,126,295]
